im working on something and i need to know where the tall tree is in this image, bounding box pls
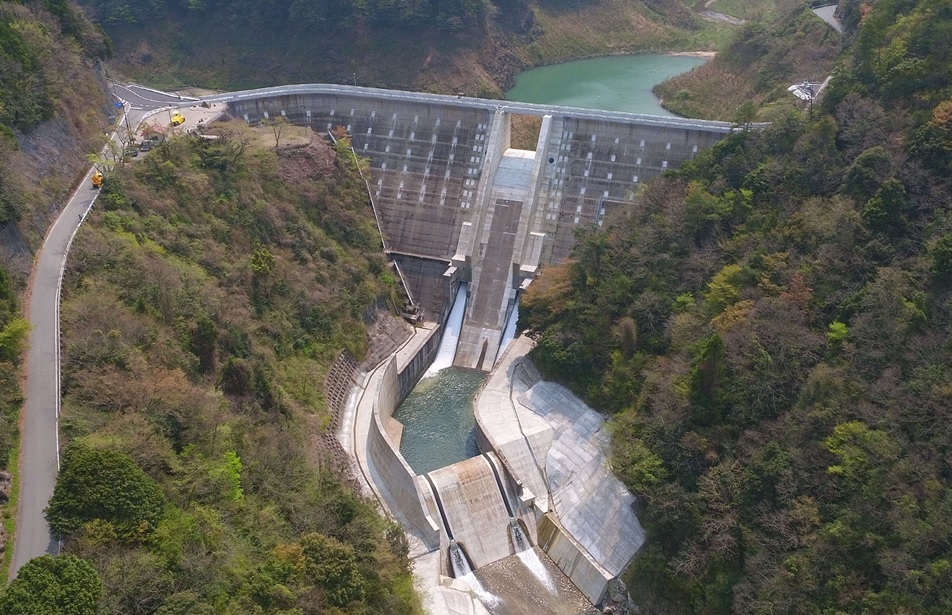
[45,444,165,540]
[0,554,103,615]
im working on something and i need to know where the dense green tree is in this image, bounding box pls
[930,233,952,280]
[0,265,16,327]
[0,264,20,470]
[861,177,908,235]
[687,334,731,428]
[0,316,28,362]
[155,592,215,615]
[0,554,103,615]
[0,264,27,362]
[841,145,894,201]
[45,444,165,540]
[294,533,366,607]
[188,314,218,373]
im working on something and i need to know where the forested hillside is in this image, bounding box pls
[0,0,110,577]
[521,0,952,612]
[80,0,730,94]
[0,123,420,613]
[0,0,110,251]
[655,0,840,121]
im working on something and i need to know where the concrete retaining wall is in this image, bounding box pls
[365,274,463,550]
[537,513,612,606]
[397,327,441,399]
[395,273,460,396]
[369,357,440,548]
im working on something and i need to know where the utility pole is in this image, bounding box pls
[113,100,131,144]
[353,73,357,87]
[301,106,310,137]
[123,108,133,144]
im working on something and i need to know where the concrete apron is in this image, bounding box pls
[338,327,642,613]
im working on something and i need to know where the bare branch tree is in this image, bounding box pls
[264,116,289,150]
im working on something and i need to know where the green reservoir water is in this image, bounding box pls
[505,54,706,116]
[394,367,486,475]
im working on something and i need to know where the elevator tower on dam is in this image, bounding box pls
[221,85,735,373]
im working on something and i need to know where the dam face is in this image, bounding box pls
[223,86,732,371]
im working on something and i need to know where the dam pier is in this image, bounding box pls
[196,85,735,613]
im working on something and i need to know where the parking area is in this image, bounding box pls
[174,101,227,133]
[135,101,226,143]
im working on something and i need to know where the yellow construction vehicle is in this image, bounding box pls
[170,112,185,126]
[92,171,103,189]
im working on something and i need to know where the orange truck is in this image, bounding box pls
[91,172,103,189]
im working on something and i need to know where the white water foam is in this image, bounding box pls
[494,301,519,365]
[425,283,468,377]
[510,521,556,593]
[451,542,500,607]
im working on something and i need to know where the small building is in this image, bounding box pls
[140,123,167,143]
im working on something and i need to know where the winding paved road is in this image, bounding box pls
[8,84,176,579]
[113,83,195,110]
[12,169,97,577]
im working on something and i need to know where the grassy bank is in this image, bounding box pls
[523,0,733,66]
[1,440,19,578]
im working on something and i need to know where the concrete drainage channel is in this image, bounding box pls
[340,292,643,614]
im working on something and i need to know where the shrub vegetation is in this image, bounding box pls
[48,124,419,614]
[0,554,104,614]
[521,0,952,611]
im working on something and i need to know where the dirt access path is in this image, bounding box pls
[701,0,745,25]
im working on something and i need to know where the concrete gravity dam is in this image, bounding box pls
[211,85,733,372]
[200,85,735,613]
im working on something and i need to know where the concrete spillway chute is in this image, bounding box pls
[426,455,516,569]
[424,282,468,377]
[423,473,456,542]
[482,452,515,518]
